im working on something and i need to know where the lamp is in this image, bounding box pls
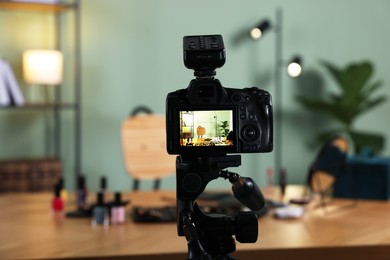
[182,126,192,139]
[249,20,271,40]
[23,50,63,103]
[287,56,303,78]
[250,9,303,193]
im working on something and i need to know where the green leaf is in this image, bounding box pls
[361,80,383,98]
[296,96,350,125]
[297,59,387,154]
[316,129,348,144]
[357,96,387,116]
[340,62,372,103]
[320,60,343,90]
[329,93,342,102]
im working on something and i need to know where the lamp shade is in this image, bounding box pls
[182,127,192,133]
[23,50,63,85]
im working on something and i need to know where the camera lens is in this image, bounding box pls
[242,125,260,142]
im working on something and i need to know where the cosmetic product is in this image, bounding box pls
[92,191,109,226]
[100,176,109,202]
[52,184,64,213]
[266,168,273,187]
[58,177,68,202]
[111,192,126,224]
[77,175,88,210]
[279,168,287,198]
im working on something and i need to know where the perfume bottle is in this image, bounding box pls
[92,192,109,226]
[111,192,126,224]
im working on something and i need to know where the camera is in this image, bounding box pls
[167,35,271,259]
[166,35,273,155]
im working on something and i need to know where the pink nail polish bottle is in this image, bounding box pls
[111,192,126,224]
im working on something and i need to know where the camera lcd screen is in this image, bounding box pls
[179,110,234,148]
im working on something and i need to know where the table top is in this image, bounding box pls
[1,186,390,260]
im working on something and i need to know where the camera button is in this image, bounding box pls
[232,93,242,102]
[240,105,246,111]
[244,96,251,102]
[242,125,260,142]
[240,114,246,120]
[244,144,258,152]
[259,96,270,103]
[248,114,255,120]
[189,42,196,49]
[244,145,253,152]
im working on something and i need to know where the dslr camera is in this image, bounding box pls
[166,35,273,155]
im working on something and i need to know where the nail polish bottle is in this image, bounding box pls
[52,184,64,213]
[77,175,88,210]
[111,192,126,224]
[100,176,109,202]
[92,191,109,226]
[58,177,68,203]
[279,168,287,198]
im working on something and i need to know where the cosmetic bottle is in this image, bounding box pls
[58,177,68,202]
[52,184,64,213]
[111,192,126,224]
[279,168,287,197]
[92,192,109,226]
[77,175,88,210]
[100,176,109,202]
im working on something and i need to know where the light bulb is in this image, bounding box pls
[287,62,302,77]
[250,28,262,40]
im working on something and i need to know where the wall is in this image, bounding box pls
[1,0,389,191]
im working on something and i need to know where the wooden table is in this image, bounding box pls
[1,186,390,259]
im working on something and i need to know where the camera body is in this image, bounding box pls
[166,35,273,155]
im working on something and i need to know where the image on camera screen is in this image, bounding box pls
[179,110,234,147]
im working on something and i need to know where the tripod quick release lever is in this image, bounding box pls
[220,170,266,211]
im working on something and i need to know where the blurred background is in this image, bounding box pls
[0,0,389,191]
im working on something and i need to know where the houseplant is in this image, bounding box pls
[296,60,387,154]
[218,120,230,137]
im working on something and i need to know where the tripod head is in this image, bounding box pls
[176,154,265,259]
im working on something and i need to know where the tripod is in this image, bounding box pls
[176,154,265,260]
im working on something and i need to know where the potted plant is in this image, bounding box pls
[296,60,387,154]
[218,121,230,137]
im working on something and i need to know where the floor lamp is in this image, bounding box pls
[250,8,303,194]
